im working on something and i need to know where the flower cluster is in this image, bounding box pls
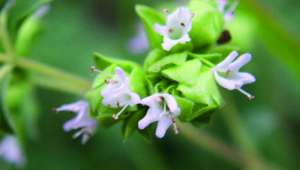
[56,0,255,144]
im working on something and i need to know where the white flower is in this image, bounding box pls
[101,67,140,119]
[128,23,149,54]
[56,100,97,144]
[0,135,25,166]
[138,93,180,138]
[154,7,193,51]
[217,0,238,22]
[212,51,256,99]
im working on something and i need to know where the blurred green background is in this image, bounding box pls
[1,0,300,170]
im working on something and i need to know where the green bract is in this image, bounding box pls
[144,50,223,123]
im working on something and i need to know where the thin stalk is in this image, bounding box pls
[0,64,13,80]
[179,122,281,170]
[0,15,14,57]
[0,54,91,94]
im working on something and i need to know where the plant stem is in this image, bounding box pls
[0,54,91,95]
[0,15,14,57]
[179,123,281,170]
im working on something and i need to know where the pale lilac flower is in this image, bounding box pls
[56,100,97,144]
[138,93,180,138]
[101,67,140,120]
[0,135,25,166]
[128,23,149,54]
[212,51,256,99]
[154,7,193,51]
[217,0,238,22]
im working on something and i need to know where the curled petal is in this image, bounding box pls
[229,53,252,72]
[155,117,173,138]
[216,51,239,70]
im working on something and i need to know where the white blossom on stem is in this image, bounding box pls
[212,51,256,99]
[154,7,193,51]
[138,93,180,138]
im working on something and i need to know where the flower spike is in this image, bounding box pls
[138,93,180,138]
[55,100,97,144]
[212,51,256,100]
[154,7,193,51]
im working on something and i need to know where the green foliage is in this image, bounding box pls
[135,5,164,49]
[86,53,149,139]
[188,0,224,49]
[1,69,39,144]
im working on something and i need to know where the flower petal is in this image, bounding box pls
[229,53,252,72]
[155,116,172,138]
[162,93,180,115]
[216,51,239,70]
[138,107,160,129]
[154,24,167,36]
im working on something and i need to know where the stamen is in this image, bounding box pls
[168,28,173,33]
[180,22,185,27]
[171,117,179,134]
[90,66,101,73]
[112,104,129,120]
[163,8,169,14]
[237,88,255,100]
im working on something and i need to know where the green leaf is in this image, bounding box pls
[162,59,202,85]
[15,5,49,56]
[143,48,165,71]
[7,0,51,34]
[188,0,224,49]
[1,70,39,143]
[135,5,164,49]
[147,52,188,73]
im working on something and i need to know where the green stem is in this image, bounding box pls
[179,123,281,170]
[0,14,14,57]
[0,64,13,80]
[0,54,91,95]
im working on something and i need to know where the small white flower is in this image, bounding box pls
[154,7,193,51]
[101,67,140,119]
[128,23,149,54]
[0,135,25,166]
[138,93,180,138]
[212,51,256,99]
[56,100,97,144]
[217,0,238,22]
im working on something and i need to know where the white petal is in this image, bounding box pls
[138,107,160,129]
[229,53,252,72]
[155,117,172,138]
[129,92,141,105]
[233,72,256,85]
[178,34,191,44]
[214,71,241,90]
[162,94,180,115]
[216,51,239,70]
[154,24,168,36]
[162,38,177,51]
[115,67,128,83]
[56,100,87,112]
